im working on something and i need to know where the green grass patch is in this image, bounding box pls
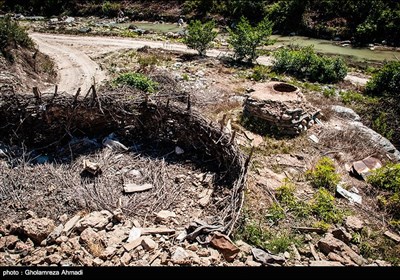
[113,72,158,93]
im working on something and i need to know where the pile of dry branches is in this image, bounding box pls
[0,88,248,234]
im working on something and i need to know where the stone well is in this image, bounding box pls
[243,82,320,135]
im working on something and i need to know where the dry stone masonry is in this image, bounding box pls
[244,82,321,136]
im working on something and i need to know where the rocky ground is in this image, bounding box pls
[0,209,395,266]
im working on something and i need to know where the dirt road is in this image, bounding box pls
[30,33,367,93]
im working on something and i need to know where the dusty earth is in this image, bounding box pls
[30,32,367,94]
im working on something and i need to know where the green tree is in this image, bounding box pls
[365,61,400,99]
[183,20,217,56]
[228,16,273,63]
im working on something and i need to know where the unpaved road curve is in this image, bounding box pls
[30,32,368,94]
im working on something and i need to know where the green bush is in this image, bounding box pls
[368,163,400,192]
[311,188,344,224]
[248,65,270,81]
[365,61,400,99]
[272,46,347,83]
[0,15,33,60]
[113,72,158,93]
[102,1,121,17]
[275,181,311,218]
[228,16,273,63]
[183,20,217,56]
[306,157,340,191]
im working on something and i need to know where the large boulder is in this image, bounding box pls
[21,218,55,244]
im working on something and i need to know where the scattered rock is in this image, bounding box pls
[331,105,361,121]
[290,244,301,261]
[77,211,112,231]
[58,214,68,223]
[251,248,285,265]
[351,157,382,180]
[309,243,320,261]
[112,209,124,223]
[171,247,189,264]
[80,227,103,250]
[124,237,144,252]
[210,232,240,262]
[309,134,320,144]
[93,257,104,267]
[309,260,343,266]
[384,231,400,243]
[332,227,352,244]
[46,224,64,244]
[120,252,132,266]
[45,253,62,264]
[198,189,213,207]
[141,237,157,251]
[235,240,252,254]
[345,216,364,232]
[101,246,117,260]
[127,227,141,243]
[83,159,101,175]
[175,146,184,155]
[62,215,81,236]
[155,210,176,223]
[140,227,175,235]
[0,235,18,250]
[375,259,391,267]
[336,185,362,204]
[245,256,262,267]
[123,183,153,193]
[21,218,55,244]
[318,233,365,265]
[327,252,346,263]
[318,233,344,254]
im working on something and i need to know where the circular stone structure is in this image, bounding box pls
[243,82,320,135]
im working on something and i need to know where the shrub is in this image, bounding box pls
[306,157,340,191]
[113,72,158,93]
[102,1,121,17]
[228,16,273,63]
[272,46,347,83]
[0,15,33,60]
[368,163,400,192]
[183,20,217,56]
[266,203,285,224]
[365,61,400,99]
[275,181,311,218]
[311,188,344,224]
[248,65,270,81]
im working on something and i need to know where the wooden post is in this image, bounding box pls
[244,146,255,172]
[73,88,81,104]
[54,85,58,95]
[33,87,41,101]
[187,94,191,111]
[220,114,226,131]
[230,130,236,144]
